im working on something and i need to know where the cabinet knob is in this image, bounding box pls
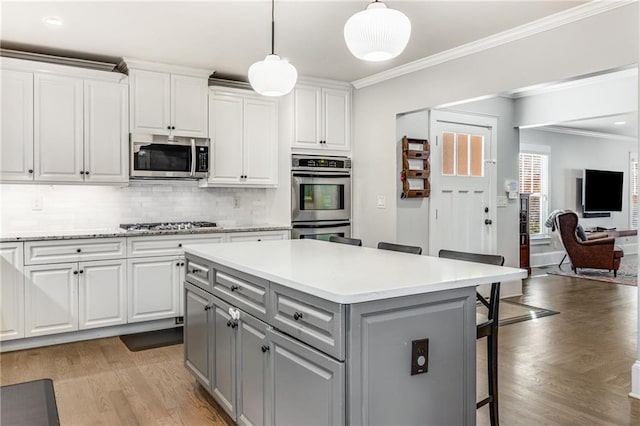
[28,169,33,174]
[204,304,212,311]
[192,268,199,274]
[176,262,180,266]
[85,171,89,175]
[293,312,304,321]
[167,126,171,130]
[181,262,185,266]
[226,320,237,329]
[230,285,239,292]
[261,345,270,353]
[171,126,176,130]
[79,270,84,274]
[485,219,493,225]
[77,248,82,253]
[178,243,182,247]
[79,171,84,175]
[73,270,78,275]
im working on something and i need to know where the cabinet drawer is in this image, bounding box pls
[25,238,126,265]
[185,254,213,291]
[127,234,225,257]
[269,283,344,360]
[226,230,289,243]
[213,264,268,321]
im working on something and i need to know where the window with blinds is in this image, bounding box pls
[519,153,549,236]
[631,154,638,229]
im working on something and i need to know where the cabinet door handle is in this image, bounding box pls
[85,171,89,175]
[79,171,84,175]
[76,248,82,253]
[192,268,200,274]
[180,262,185,266]
[73,270,78,275]
[261,345,270,353]
[226,320,237,329]
[79,270,84,274]
[171,126,176,130]
[28,169,33,174]
[167,125,171,130]
[178,243,182,247]
[204,304,212,311]
[293,312,304,321]
[176,262,180,266]
[230,285,239,292]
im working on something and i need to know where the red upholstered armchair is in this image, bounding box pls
[556,211,624,276]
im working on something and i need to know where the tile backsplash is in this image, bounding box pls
[0,181,268,234]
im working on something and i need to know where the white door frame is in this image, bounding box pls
[428,109,498,255]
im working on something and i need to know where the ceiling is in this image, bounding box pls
[553,112,638,138]
[1,1,587,82]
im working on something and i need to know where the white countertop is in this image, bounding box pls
[183,239,528,304]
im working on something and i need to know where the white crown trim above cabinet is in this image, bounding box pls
[202,87,278,188]
[0,57,129,185]
[127,60,210,137]
[293,80,351,152]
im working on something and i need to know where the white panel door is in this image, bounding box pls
[293,85,322,147]
[323,88,350,151]
[25,263,78,337]
[127,256,180,322]
[34,73,84,182]
[79,259,126,330]
[171,74,208,137]
[84,80,129,183]
[429,110,497,256]
[1,70,34,181]
[0,242,25,341]
[208,94,243,184]
[243,98,277,186]
[130,69,170,135]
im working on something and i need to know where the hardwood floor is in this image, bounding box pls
[1,273,639,425]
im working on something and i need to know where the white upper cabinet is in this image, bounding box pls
[205,87,278,187]
[1,70,34,181]
[34,73,84,182]
[293,81,351,152]
[1,57,129,184]
[126,60,210,137]
[84,80,129,183]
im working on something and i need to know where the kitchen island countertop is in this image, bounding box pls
[183,239,527,304]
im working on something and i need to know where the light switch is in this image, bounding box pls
[377,195,386,209]
[497,196,508,208]
[32,196,43,211]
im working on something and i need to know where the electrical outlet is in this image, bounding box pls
[411,338,429,375]
[233,196,240,208]
[377,195,386,209]
[497,196,508,208]
[32,196,43,211]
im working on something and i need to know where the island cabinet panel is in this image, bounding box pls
[347,287,477,426]
[184,283,214,390]
[184,254,213,292]
[268,328,345,426]
[237,312,269,426]
[213,265,268,321]
[211,295,238,421]
[269,283,345,361]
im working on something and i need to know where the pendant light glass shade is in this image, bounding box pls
[344,1,411,62]
[249,54,298,97]
[249,0,297,97]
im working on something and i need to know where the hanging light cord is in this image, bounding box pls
[271,0,275,55]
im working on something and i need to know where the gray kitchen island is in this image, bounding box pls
[182,239,526,425]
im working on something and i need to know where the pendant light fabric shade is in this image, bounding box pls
[249,54,298,97]
[249,0,297,96]
[344,1,411,62]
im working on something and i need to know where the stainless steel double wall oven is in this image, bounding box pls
[291,155,352,240]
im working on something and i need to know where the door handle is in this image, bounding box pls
[190,139,196,177]
[485,219,493,225]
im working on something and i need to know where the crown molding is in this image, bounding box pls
[120,57,213,77]
[351,0,637,89]
[529,125,637,142]
[0,48,117,72]
[0,56,127,82]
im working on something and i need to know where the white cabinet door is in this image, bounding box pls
[243,98,277,186]
[79,259,126,330]
[1,70,34,181]
[0,242,25,341]
[34,73,84,182]
[25,263,78,337]
[83,80,129,183]
[293,85,322,148]
[129,69,171,135]
[127,256,180,322]
[227,231,289,243]
[171,74,208,137]
[209,94,243,184]
[323,88,350,151]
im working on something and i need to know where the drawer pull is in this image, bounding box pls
[204,304,212,311]
[192,269,200,274]
[230,285,239,292]
[76,248,82,253]
[178,243,182,248]
[226,320,238,329]
[261,345,270,353]
[293,312,304,321]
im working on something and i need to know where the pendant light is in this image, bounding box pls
[344,0,411,62]
[248,0,297,97]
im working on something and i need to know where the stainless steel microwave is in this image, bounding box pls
[130,133,209,179]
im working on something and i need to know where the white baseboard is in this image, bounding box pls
[0,318,180,353]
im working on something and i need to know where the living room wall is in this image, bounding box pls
[521,128,638,266]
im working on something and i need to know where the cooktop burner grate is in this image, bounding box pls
[119,221,217,231]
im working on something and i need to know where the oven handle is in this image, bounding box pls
[292,172,351,178]
[190,139,196,177]
[292,222,350,229]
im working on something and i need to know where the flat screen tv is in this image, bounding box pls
[583,169,623,212]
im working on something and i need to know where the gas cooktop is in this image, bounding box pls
[119,221,217,231]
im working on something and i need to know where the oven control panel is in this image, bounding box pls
[292,155,351,171]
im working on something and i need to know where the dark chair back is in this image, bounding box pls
[329,236,362,246]
[377,242,422,255]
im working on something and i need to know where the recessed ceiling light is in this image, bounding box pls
[614,121,627,125]
[42,17,63,26]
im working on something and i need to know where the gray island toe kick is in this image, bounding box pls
[182,239,526,425]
